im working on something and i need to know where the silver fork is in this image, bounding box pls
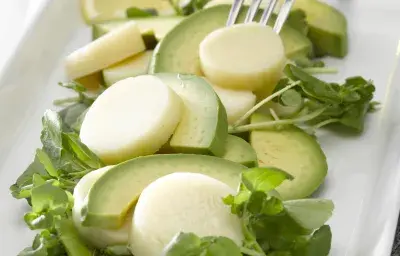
[226,0,295,34]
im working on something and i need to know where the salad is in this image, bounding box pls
[10,0,378,255]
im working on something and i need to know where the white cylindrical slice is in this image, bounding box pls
[199,23,286,94]
[80,75,182,164]
[72,166,131,248]
[212,85,256,125]
[129,172,243,256]
[66,21,146,80]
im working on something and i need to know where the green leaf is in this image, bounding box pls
[280,89,302,107]
[163,232,242,256]
[56,219,94,256]
[306,225,332,256]
[18,231,65,256]
[223,183,251,215]
[200,236,242,256]
[24,212,55,230]
[31,183,69,215]
[63,133,103,169]
[292,225,332,256]
[58,103,89,132]
[41,110,63,161]
[126,7,158,17]
[163,232,202,255]
[247,192,284,216]
[36,149,58,178]
[242,167,293,192]
[284,199,334,230]
[10,155,48,199]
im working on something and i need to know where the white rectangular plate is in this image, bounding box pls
[1,0,400,255]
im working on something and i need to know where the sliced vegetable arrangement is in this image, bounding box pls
[10,0,379,255]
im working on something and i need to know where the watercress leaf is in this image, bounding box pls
[16,155,47,187]
[11,154,48,199]
[247,191,284,216]
[63,133,103,169]
[306,225,332,256]
[71,107,89,133]
[242,167,293,192]
[280,89,303,107]
[285,65,342,103]
[338,103,369,131]
[249,214,310,252]
[58,103,89,132]
[283,199,334,230]
[24,212,55,230]
[126,7,158,17]
[36,149,58,178]
[56,219,94,256]
[32,174,47,187]
[18,231,65,256]
[200,236,242,256]
[41,110,63,161]
[292,225,332,256]
[31,183,69,215]
[163,232,202,256]
[223,184,251,215]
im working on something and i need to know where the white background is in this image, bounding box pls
[0,1,43,71]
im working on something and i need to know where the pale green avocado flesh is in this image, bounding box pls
[156,73,228,157]
[222,135,258,168]
[82,154,247,229]
[149,5,313,75]
[292,0,348,57]
[250,113,327,200]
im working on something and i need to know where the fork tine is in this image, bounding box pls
[273,0,295,33]
[226,0,245,26]
[260,0,278,26]
[244,0,263,23]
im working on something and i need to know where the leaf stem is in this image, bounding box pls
[312,118,340,130]
[233,81,301,127]
[269,108,280,121]
[229,108,326,133]
[241,219,266,256]
[53,97,80,106]
[303,67,338,74]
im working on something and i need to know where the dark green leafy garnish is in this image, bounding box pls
[230,64,377,133]
[11,110,104,255]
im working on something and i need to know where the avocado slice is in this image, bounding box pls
[149,5,312,75]
[82,154,247,229]
[250,113,327,200]
[222,135,258,168]
[292,0,348,57]
[156,73,228,156]
[102,51,153,87]
[92,17,184,49]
